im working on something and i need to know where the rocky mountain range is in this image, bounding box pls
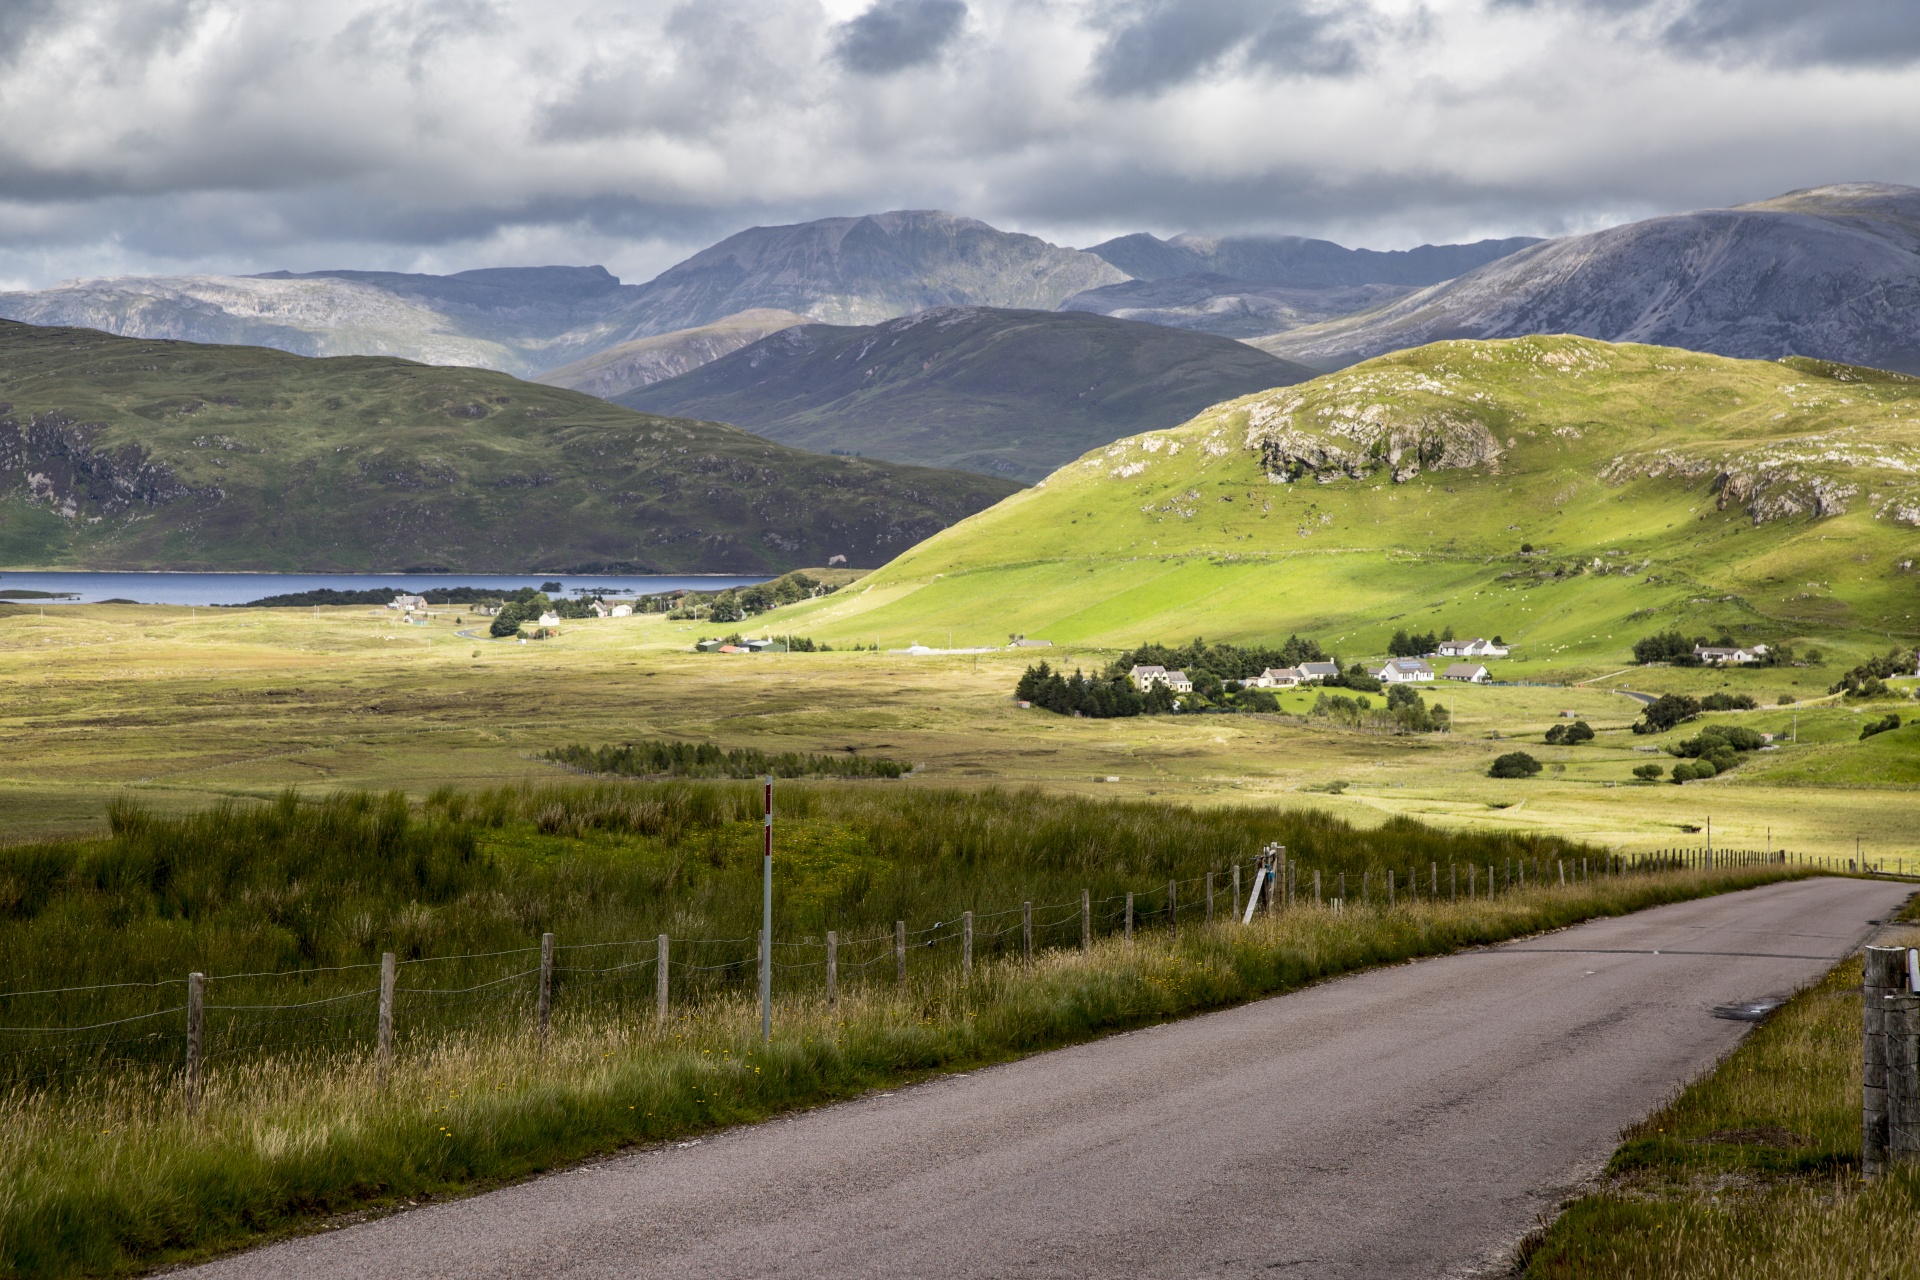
[0,212,1527,383]
[618,307,1315,482]
[1254,184,1920,373]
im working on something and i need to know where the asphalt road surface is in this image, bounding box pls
[188,877,1911,1280]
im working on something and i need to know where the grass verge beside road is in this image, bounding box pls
[2,860,1804,1278]
[1523,892,1920,1279]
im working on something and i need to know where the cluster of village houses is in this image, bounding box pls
[388,593,640,627]
[1127,637,1513,693]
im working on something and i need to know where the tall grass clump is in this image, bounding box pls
[0,782,1808,1276]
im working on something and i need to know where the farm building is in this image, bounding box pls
[1442,662,1490,683]
[1370,658,1436,684]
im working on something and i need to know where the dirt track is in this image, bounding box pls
[185,877,1911,1279]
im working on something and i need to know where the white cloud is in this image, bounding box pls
[0,0,1912,286]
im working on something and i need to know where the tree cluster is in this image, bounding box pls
[1015,663,1170,718]
[1666,724,1764,781]
[1631,693,1701,735]
[1387,626,1453,657]
[1310,684,1449,733]
[680,572,843,623]
[1102,635,1327,684]
[1543,720,1594,745]
[1830,647,1916,698]
[488,589,552,637]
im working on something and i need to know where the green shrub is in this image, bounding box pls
[1545,720,1594,745]
[1489,751,1542,778]
[1631,763,1665,782]
[1861,713,1902,740]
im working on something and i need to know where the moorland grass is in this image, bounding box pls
[1522,898,1920,1280]
[0,785,1807,1276]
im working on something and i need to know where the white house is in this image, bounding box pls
[1695,643,1762,665]
[1371,658,1436,683]
[536,611,560,627]
[590,599,633,618]
[1251,667,1304,688]
[1442,662,1490,683]
[1297,661,1340,682]
[1436,637,1508,658]
[388,593,428,612]
[1129,665,1193,692]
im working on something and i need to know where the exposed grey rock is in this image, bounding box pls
[1256,184,1920,374]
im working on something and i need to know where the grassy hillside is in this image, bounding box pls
[533,309,808,399]
[761,336,1920,667]
[621,307,1317,482]
[0,322,1017,573]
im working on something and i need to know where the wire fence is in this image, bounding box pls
[0,845,1829,1097]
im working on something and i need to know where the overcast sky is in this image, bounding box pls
[0,0,1914,288]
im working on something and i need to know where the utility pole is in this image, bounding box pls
[761,775,773,1045]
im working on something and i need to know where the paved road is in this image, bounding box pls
[190,878,1911,1280]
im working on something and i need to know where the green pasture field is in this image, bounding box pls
[0,600,1914,868]
[1523,899,1920,1279]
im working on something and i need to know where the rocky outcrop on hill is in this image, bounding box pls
[1234,369,1506,485]
[0,408,208,519]
[1256,184,1920,374]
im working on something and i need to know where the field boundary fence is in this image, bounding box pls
[0,846,1830,1106]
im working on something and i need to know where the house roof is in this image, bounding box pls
[1443,662,1488,677]
[1299,661,1338,674]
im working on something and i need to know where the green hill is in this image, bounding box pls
[762,336,1920,665]
[0,322,1018,572]
[619,307,1317,482]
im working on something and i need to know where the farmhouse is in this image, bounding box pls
[1370,658,1436,683]
[590,599,634,618]
[537,611,561,627]
[1129,665,1193,692]
[1695,643,1764,665]
[1442,662,1490,683]
[388,593,427,612]
[1436,637,1508,658]
[1297,661,1339,682]
[1251,667,1303,688]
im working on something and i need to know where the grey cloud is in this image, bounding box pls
[833,0,966,74]
[1089,0,1363,96]
[1496,0,1920,68]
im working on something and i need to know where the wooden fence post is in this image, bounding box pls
[1338,870,1346,907]
[1313,868,1322,907]
[377,951,396,1087]
[1865,946,1902,1177]
[961,914,972,983]
[826,930,838,1006]
[1125,892,1134,943]
[1362,870,1370,906]
[1888,986,1919,1162]
[1388,870,1395,909]
[1081,889,1090,952]
[185,971,205,1117]
[1206,871,1215,923]
[1232,864,1242,920]
[537,932,554,1053]
[1558,861,1566,888]
[1023,901,1033,967]
[1431,861,1438,898]
[1167,881,1177,941]
[1450,862,1457,902]
[895,921,906,986]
